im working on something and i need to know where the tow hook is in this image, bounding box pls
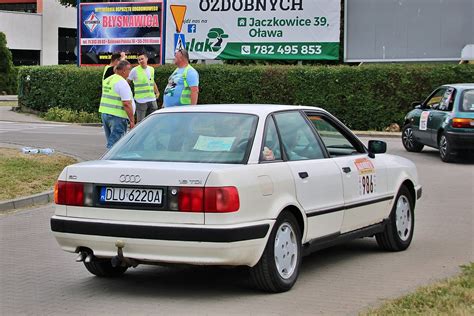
[111,240,138,268]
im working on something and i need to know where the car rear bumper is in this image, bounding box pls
[445,131,474,150]
[51,215,272,267]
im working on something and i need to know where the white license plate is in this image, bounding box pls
[100,187,163,205]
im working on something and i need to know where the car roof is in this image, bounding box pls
[156,104,328,117]
[442,83,474,90]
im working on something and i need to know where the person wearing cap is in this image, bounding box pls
[163,48,199,107]
[99,60,136,149]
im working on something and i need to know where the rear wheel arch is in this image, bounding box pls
[280,205,305,240]
[437,128,445,144]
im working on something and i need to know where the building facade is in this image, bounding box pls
[0,0,76,65]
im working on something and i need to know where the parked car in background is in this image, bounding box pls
[402,84,474,162]
[51,105,421,292]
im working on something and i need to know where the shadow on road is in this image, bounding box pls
[59,238,383,297]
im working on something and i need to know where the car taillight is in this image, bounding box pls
[178,187,204,212]
[204,187,240,213]
[452,118,474,128]
[54,180,84,206]
[176,186,239,213]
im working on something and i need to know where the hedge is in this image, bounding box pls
[18,64,474,130]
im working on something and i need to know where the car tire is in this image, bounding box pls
[438,133,454,163]
[376,186,414,251]
[84,259,128,277]
[250,211,302,293]
[402,125,424,152]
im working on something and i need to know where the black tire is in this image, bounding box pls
[376,186,415,251]
[84,258,128,277]
[438,133,454,163]
[250,211,302,293]
[402,125,424,152]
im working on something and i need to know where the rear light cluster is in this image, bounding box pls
[54,181,239,213]
[452,118,474,128]
[171,186,240,213]
[54,181,84,206]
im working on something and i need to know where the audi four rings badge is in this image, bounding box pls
[119,174,141,183]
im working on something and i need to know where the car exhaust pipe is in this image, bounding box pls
[75,251,87,262]
[84,253,94,263]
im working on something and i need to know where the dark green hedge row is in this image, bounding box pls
[18,64,474,130]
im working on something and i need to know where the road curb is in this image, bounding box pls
[0,190,54,213]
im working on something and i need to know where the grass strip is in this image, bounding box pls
[0,148,76,200]
[362,263,474,315]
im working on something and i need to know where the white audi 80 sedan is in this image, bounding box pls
[51,105,422,292]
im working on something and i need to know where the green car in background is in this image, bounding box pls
[402,84,474,162]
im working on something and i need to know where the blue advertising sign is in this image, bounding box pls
[79,1,164,66]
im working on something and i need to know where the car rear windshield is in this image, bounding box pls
[460,89,474,112]
[103,112,258,164]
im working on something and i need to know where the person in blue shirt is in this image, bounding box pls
[163,49,199,107]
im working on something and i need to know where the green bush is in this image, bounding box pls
[18,63,474,130]
[42,107,101,123]
[0,32,17,95]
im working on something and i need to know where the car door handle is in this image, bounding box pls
[342,167,351,173]
[298,172,309,179]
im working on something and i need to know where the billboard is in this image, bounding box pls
[344,0,474,62]
[79,1,164,66]
[165,0,341,60]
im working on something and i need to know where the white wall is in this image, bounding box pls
[0,11,42,50]
[41,0,76,65]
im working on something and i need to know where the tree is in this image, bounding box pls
[0,32,15,94]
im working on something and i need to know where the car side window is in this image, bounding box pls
[306,114,365,157]
[438,88,456,111]
[261,117,282,161]
[461,89,474,112]
[425,88,447,109]
[273,111,325,161]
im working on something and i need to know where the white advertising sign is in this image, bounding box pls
[166,0,341,60]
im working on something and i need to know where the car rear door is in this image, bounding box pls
[270,111,345,240]
[304,112,389,234]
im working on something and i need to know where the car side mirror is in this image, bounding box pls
[368,140,387,158]
[411,101,422,109]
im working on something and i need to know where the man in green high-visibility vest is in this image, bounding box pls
[128,52,159,123]
[163,49,199,107]
[99,60,136,149]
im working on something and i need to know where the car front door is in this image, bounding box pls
[417,88,447,146]
[429,87,456,145]
[305,112,390,234]
[271,111,345,240]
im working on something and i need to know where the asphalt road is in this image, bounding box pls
[0,121,473,315]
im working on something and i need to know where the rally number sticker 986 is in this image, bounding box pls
[354,158,377,196]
